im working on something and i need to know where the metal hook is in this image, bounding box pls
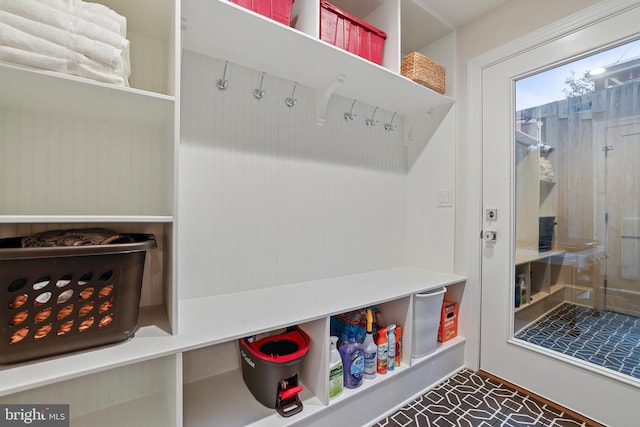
[344,99,357,121]
[366,106,379,127]
[285,82,298,108]
[253,72,266,100]
[384,112,398,131]
[217,61,229,90]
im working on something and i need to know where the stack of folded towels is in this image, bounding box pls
[0,0,130,86]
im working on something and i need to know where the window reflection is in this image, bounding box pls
[513,39,640,380]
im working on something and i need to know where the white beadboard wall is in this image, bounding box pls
[0,355,176,422]
[128,31,170,95]
[179,51,408,299]
[0,108,173,217]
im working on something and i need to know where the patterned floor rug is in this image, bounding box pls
[515,303,640,379]
[373,369,589,427]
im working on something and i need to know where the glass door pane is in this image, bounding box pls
[513,39,640,380]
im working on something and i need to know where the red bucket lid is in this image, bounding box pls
[242,326,310,363]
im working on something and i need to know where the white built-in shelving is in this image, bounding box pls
[0,0,180,416]
[0,0,465,425]
[181,0,454,138]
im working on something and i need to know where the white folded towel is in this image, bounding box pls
[34,0,126,37]
[0,10,124,71]
[0,21,124,84]
[0,45,124,85]
[83,1,127,36]
[0,0,129,50]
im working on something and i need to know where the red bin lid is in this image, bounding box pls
[242,326,310,363]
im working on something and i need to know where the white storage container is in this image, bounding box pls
[411,287,447,358]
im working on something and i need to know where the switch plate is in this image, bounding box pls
[436,190,453,207]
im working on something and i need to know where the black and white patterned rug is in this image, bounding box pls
[373,369,588,427]
[515,303,640,379]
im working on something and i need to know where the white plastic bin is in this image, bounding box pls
[411,287,447,358]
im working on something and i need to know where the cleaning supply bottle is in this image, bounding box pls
[362,309,377,380]
[519,274,527,305]
[339,331,364,389]
[387,324,396,371]
[376,327,389,374]
[329,336,343,399]
[394,325,402,368]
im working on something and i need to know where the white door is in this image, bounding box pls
[478,3,640,426]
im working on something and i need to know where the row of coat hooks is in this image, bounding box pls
[216,61,398,131]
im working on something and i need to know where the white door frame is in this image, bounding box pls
[467,0,640,425]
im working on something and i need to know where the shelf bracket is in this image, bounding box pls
[404,105,451,146]
[316,73,346,126]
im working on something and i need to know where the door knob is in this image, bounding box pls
[483,230,497,242]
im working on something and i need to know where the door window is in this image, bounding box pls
[513,39,640,380]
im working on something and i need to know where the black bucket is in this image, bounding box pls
[539,216,556,251]
[239,326,310,416]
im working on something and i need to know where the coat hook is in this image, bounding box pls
[253,72,266,100]
[217,61,229,90]
[384,112,398,131]
[285,82,298,108]
[366,106,379,127]
[344,99,357,121]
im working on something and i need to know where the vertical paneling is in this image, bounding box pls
[0,108,172,216]
[179,52,407,299]
[0,356,174,419]
[182,342,239,384]
[129,32,169,94]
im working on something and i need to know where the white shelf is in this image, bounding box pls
[515,284,566,313]
[178,267,466,348]
[410,335,465,365]
[181,0,453,117]
[184,369,325,427]
[0,215,174,224]
[0,62,174,126]
[0,267,463,398]
[0,305,174,397]
[516,248,565,265]
[72,392,174,427]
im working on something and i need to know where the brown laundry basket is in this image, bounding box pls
[0,233,156,364]
[401,52,446,94]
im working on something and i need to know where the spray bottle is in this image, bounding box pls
[387,324,396,371]
[362,309,377,379]
[376,327,389,375]
[329,336,343,399]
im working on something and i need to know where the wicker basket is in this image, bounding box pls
[0,233,156,364]
[401,52,446,94]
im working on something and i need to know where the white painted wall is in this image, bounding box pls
[179,52,410,299]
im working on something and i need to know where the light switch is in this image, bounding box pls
[436,189,453,207]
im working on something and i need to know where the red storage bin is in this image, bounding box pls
[320,1,387,65]
[230,0,295,26]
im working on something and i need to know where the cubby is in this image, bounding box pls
[0,0,179,406]
[514,251,572,332]
[179,269,465,427]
